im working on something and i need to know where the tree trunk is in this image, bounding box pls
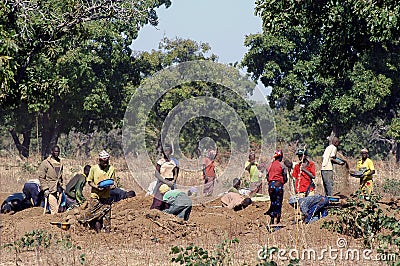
[9,127,31,158]
[40,112,61,159]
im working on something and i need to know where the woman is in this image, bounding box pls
[150,144,179,210]
[202,149,217,196]
[265,150,287,225]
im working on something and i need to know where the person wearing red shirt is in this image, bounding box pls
[292,149,316,198]
[265,150,287,225]
[203,149,217,196]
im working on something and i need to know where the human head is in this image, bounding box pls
[51,145,60,159]
[361,148,369,160]
[296,149,308,160]
[162,144,173,158]
[232,178,241,189]
[98,150,110,168]
[83,165,91,176]
[241,198,252,208]
[248,152,255,162]
[126,191,136,198]
[207,149,216,160]
[273,150,283,161]
[187,187,198,196]
[1,203,12,214]
[332,137,340,147]
[159,184,171,194]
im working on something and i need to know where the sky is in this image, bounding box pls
[132,0,270,98]
[132,0,263,65]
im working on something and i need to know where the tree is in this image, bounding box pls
[242,1,400,143]
[0,0,171,158]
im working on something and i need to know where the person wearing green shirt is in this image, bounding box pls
[65,165,91,207]
[245,152,261,194]
[159,184,192,221]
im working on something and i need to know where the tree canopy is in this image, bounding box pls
[0,0,171,158]
[242,0,400,145]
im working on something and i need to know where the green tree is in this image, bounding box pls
[0,0,171,158]
[242,0,400,144]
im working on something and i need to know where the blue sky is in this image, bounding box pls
[132,0,263,64]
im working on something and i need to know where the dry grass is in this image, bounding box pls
[0,154,399,265]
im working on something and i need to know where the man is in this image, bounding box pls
[221,192,252,211]
[65,165,91,208]
[356,148,375,196]
[265,150,287,224]
[151,144,179,210]
[109,187,136,203]
[22,179,43,207]
[79,150,115,233]
[158,184,192,221]
[289,195,331,223]
[38,145,64,214]
[292,149,316,198]
[321,137,347,196]
[202,149,217,196]
[245,152,261,194]
[1,193,33,214]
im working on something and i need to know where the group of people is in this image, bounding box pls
[242,136,376,224]
[1,146,135,234]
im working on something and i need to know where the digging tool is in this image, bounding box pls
[43,197,48,215]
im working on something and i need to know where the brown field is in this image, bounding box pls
[0,154,399,265]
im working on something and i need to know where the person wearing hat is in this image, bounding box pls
[151,144,179,210]
[292,149,316,198]
[321,137,347,196]
[245,152,262,194]
[264,150,287,224]
[228,178,241,193]
[158,184,192,221]
[81,150,115,233]
[38,145,64,214]
[356,148,375,195]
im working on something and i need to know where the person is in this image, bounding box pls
[321,137,347,196]
[65,165,91,208]
[228,178,241,193]
[79,150,115,233]
[221,192,252,211]
[38,145,64,214]
[202,149,217,196]
[292,149,316,198]
[289,195,331,223]
[356,148,375,196]
[150,144,179,210]
[109,187,136,203]
[158,184,192,221]
[265,150,287,224]
[22,179,43,207]
[257,156,268,193]
[245,152,261,194]
[1,193,33,214]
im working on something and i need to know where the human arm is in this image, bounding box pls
[154,167,174,187]
[75,178,86,204]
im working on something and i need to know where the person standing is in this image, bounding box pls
[81,150,115,233]
[265,150,287,225]
[356,148,375,196]
[321,137,346,196]
[202,149,217,196]
[245,152,261,194]
[292,149,316,198]
[65,165,91,207]
[38,145,64,214]
[150,144,179,210]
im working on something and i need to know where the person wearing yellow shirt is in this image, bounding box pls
[79,150,115,233]
[245,152,261,194]
[356,148,375,196]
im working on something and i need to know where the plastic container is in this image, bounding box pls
[98,179,114,188]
